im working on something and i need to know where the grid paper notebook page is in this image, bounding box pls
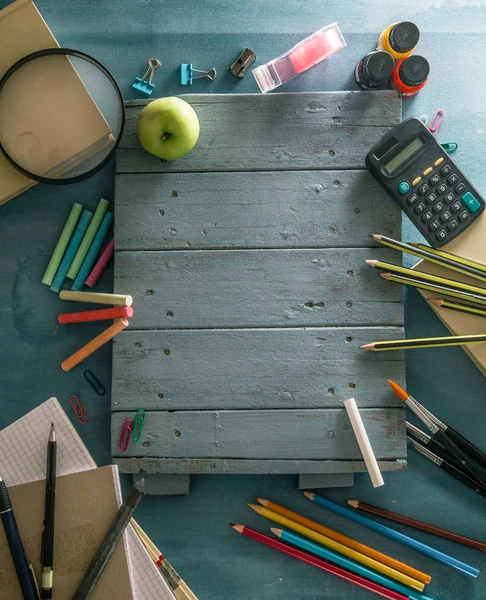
[0,397,175,600]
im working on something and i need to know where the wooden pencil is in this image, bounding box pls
[410,243,486,274]
[347,500,486,553]
[372,234,486,283]
[361,333,486,352]
[231,525,408,600]
[429,298,486,318]
[255,499,430,584]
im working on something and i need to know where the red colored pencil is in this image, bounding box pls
[85,238,114,288]
[231,525,407,600]
[58,306,134,324]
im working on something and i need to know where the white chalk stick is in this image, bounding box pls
[344,397,384,488]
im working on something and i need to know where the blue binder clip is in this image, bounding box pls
[132,58,161,97]
[180,63,217,86]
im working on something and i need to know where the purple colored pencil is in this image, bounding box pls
[85,238,114,288]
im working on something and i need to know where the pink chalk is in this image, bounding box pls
[85,238,114,288]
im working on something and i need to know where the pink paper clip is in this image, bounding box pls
[119,418,133,451]
[70,395,88,425]
[429,109,445,136]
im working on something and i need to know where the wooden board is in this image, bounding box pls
[113,91,404,490]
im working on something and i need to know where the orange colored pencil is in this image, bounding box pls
[255,498,431,585]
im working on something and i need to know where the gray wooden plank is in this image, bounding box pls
[115,170,401,251]
[115,458,407,475]
[117,92,401,173]
[133,474,190,496]
[114,248,403,329]
[112,327,405,411]
[111,408,405,459]
[297,473,355,489]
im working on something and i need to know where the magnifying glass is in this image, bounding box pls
[0,48,124,184]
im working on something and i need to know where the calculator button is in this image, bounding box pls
[418,183,430,196]
[447,173,459,186]
[444,192,455,204]
[451,201,463,213]
[436,229,448,242]
[407,193,419,206]
[414,202,426,214]
[429,220,440,232]
[398,181,410,194]
[423,167,433,176]
[458,210,469,222]
[422,211,433,224]
[436,183,448,195]
[425,192,437,205]
[461,191,482,213]
[455,182,466,195]
[412,176,422,186]
[440,211,451,223]
[432,202,444,213]
[447,220,459,232]
[434,157,444,167]
[429,174,441,186]
[439,164,452,177]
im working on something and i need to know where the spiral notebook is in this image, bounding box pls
[0,398,175,600]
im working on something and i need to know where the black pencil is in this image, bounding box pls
[41,424,56,600]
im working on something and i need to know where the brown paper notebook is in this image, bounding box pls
[0,465,133,600]
[414,212,486,376]
[0,0,113,204]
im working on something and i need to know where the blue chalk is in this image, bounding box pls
[50,210,93,294]
[132,77,155,97]
[71,211,113,291]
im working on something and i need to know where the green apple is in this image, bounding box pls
[136,97,200,161]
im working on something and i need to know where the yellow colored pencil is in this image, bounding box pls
[366,260,486,297]
[429,298,486,318]
[361,333,486,351]
[248,504,425,591]
[255,498,431,584]
[410,243,486,274]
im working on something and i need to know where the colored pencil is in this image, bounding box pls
[304,492,479,578]
[429,298,486,318]
[271,529,435,600]
[389,380,486,490]
[372,234,486,283]
[61,318,129,372]
[379,272,486,306]
[58,306,134,324]
[410,242,486,275]
[347,500,486,553]
[255,499,430,584]
[248,504,425,591]
[59,290,133,307]
[231,525,409,600]
[85,238,114,288]
[361,333,486,352]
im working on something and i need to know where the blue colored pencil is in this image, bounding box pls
[71,212,113,291]
[50,210,93,294]
[304,492,479,578]
[272,528,434,600]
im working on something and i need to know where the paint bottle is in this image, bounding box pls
[355,51,394,90]
[378,22,420,60]
[392,55,430,97]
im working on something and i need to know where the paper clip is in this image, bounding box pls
[83,369,105,395]
[429,109,445,135]
[132,409,146,441]
[180,63,217,86]
[441,142,458,153]
[119,418,133,451]
[69,395,88,425]
[132,58,161,97]
[419,115,428,126]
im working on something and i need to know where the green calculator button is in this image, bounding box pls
[398,181,410,194]
[461,191,481,213]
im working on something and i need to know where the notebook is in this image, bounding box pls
[0,0,113,204]
[0,465,133,600]
[0,398,175,600]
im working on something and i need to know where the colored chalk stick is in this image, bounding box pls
[61,318,129,372]
[50,210,94,294]
[42,203,83,286]
[58,306,133,324]
[71,212,113,291]
[59,290,133,306]
[67,198,109,280]
[85,238,114,288]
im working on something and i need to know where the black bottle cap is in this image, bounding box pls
[399,55,430,86]
[389,21,420,53]
[364,51,394,83]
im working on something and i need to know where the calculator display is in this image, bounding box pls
[384,137,424,174]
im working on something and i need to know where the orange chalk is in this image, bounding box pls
[61,318,129,372]
[58,306,134,324]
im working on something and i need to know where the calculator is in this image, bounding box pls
[365,118,485,247]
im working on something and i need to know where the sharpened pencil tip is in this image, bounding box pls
[372,234,382,240]
[360,343,374,350]
[303,491,314,500]
[388,379,409,401]
[49,423,55,442]
[231,524,244,533]
[270,528,283,537]
[347,500,359,508]
[229,523,235,526]
[255,498,269,507]
[380,272,391,280]
[248,503,261,512]
[429,298,443,306]
[409,242,420,248]
[365,259,377,267]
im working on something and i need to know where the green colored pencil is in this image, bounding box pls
[429,298,486,318]
[361,333,486,351]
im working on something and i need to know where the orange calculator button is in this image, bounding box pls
[434,157,444,167]
[412,176,422,186]
[423,167,433,176]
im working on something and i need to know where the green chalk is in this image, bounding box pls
[41,202,83,286]
[67,198,109,280]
